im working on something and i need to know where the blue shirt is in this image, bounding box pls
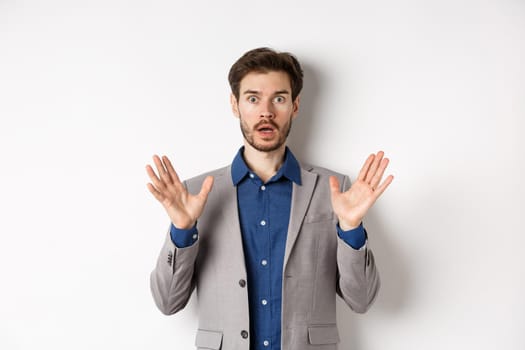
[170,147,366,350]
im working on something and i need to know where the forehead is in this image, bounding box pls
[239,70,292,93]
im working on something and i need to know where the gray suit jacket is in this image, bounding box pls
[151,162,380,350]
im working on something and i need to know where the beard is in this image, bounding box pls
[239,115,292,153]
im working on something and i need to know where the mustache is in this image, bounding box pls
[254,120,279,130]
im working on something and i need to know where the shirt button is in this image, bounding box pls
[239,279,246,287]
[261,259,268,266]
[241,330,249,339]
[249,173,255,179]
[192,234,197,240]
[261,185,266,191]
[260,220,266,226]
[263,340,270,347]
[261,299,268,306]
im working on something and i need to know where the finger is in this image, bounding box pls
[147,183,165,202]
[329,176,341,197]
[370,158,389,190]
[357,154,375,181]
[163,156,182,185]
[198,176,214,199]
[373,174,394,199]
[146,164,165,189]
[365,151,384,183]
[153,155,172,184]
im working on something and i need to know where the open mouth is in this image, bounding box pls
[258,126,275,133]
[256,122,277,134]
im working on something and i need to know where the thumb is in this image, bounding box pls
[198,176,214,199]
[329,176,340,198]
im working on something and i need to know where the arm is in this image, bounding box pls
[150,224,199,315]
[146,155,213,315]
[330,151,393,313]
[335,175,380,313]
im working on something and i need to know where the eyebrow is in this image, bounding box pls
[242,89,291,95]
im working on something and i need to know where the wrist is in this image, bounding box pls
[171,219,196,230]
[338,219,361,231]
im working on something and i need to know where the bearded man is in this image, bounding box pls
[147,47,393,350]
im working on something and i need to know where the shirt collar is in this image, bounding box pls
[231,146,302,186]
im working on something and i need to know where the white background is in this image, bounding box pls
[1,0,524,349]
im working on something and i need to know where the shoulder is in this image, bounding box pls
[184,165,231,192]
[300,162,351,191]
[300,162,347,180]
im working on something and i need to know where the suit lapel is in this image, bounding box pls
[283,166,318,269]
[217,166,246,263]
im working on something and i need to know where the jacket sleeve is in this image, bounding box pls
[336,175,381,313]
[150,226,199,315]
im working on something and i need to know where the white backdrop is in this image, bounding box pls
[1,0,524,349]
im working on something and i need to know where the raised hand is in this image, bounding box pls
[146,155,214,229]
[329,151,393,230]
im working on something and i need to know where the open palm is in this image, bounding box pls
[330,151,393,230]
[146,155,214,229]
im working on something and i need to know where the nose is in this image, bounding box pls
[260,100,275,118]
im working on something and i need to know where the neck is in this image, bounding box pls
[242,143,287,183]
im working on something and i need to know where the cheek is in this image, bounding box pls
[275,104,295,116]
[238,102,257,115]
[278,104,294,111]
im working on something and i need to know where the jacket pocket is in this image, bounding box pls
[195,329,223,349]
[303,212,336,224]
[307,324,340,345]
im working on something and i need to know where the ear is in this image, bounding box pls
[230,93,240,118]
[291,95,300,120]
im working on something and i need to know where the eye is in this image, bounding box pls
[273,96,286,103]
[248,96,258,103]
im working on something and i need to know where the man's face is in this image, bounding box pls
[231,70,300,153]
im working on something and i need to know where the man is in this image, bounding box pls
[147,47,393,350]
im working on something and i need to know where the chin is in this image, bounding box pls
[253,142,285,153]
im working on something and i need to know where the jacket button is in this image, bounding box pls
[239,279,246,287]
[241,330,249,339]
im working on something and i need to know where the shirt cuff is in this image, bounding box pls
[336,222,367,250]
[170,224,198,248]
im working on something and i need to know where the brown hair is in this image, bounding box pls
[228,47,304,101]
